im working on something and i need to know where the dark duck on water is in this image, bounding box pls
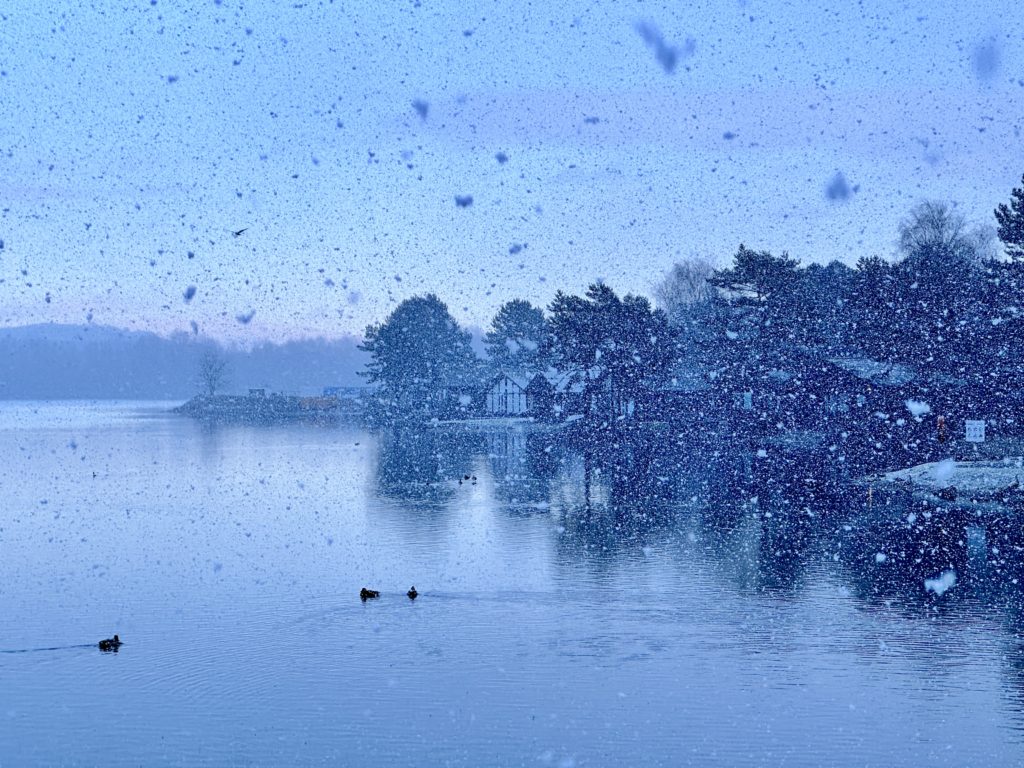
[98,634,122,652]
[360,587,380,601]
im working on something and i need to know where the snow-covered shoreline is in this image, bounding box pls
[872,457,1024,495]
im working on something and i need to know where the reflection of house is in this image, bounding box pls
[607,386,636,418]
[484,427,528,460]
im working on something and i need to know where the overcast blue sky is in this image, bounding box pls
[0,0,1021,342]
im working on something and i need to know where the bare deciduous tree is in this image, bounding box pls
[897,201,995,269]
[197,351,228,396]
[652,257,715,326]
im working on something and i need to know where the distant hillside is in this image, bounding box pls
[0,324,371,399]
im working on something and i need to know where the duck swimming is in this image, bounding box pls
[407,586,418,600]
[360,587,380,601]
[98,635,122,652]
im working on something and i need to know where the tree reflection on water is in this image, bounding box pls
[371,423,1024,640]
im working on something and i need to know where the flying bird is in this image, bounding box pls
[232,228,248,238]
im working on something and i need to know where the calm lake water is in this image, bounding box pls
[2,402,1024,767]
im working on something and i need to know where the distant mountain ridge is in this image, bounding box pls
[0,324,371,399]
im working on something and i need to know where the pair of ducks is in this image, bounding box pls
[361,587,417,601]
[458,474,477,486]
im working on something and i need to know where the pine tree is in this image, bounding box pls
[484,300,550,374]
[360,294,479,414]
[995,173,1024,261]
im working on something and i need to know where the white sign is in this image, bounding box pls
[965,420,986,443]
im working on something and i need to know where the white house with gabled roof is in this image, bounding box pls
[485,372,533,415]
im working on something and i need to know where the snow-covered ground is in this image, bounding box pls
[430,416,536,427]
[874,457,1024,493]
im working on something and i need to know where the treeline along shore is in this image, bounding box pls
[352,181,1024,478]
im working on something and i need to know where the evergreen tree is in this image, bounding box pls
[995,173,1024,260]
[484,299,550,374]
[360,294,479,414]
[548,284,675,416]
[892,202,990,374]
[705,245,803,388]
[792,260,855,353]
[848,256,901,361]
[707,245,801,302]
